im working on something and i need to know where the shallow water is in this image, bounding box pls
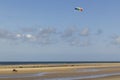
[0,72,46,78]
[43,72,120,80]
[75,68,103,72]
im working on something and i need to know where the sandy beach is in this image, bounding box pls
[0,63,120,80]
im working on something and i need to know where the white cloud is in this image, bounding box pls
[114,36,120,44]
[16,34,22,38]
[80,28,89,36]
[96,29,102,35]
[0,26,100,47]
[62,27,77,37]
[110,34,120,46]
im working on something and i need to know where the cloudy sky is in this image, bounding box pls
[0,0,120,61]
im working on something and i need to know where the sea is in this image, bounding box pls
[0,61,119,65]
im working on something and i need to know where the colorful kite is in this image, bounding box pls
[75,7,83,12]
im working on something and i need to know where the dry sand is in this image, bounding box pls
[0,63,120,80]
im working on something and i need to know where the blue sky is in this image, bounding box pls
[0,0,120,61]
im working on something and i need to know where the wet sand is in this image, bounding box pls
[81,75,120,80]
[0,63,120,80]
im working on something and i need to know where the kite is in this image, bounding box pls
[75,7,83,12]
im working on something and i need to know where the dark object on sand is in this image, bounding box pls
[19,66,23,68]
[12,69,18,72]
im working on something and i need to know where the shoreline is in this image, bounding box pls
[0,63,120,80]
[0,63,119,73]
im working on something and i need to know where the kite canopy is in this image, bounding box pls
[75,7,83,12]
